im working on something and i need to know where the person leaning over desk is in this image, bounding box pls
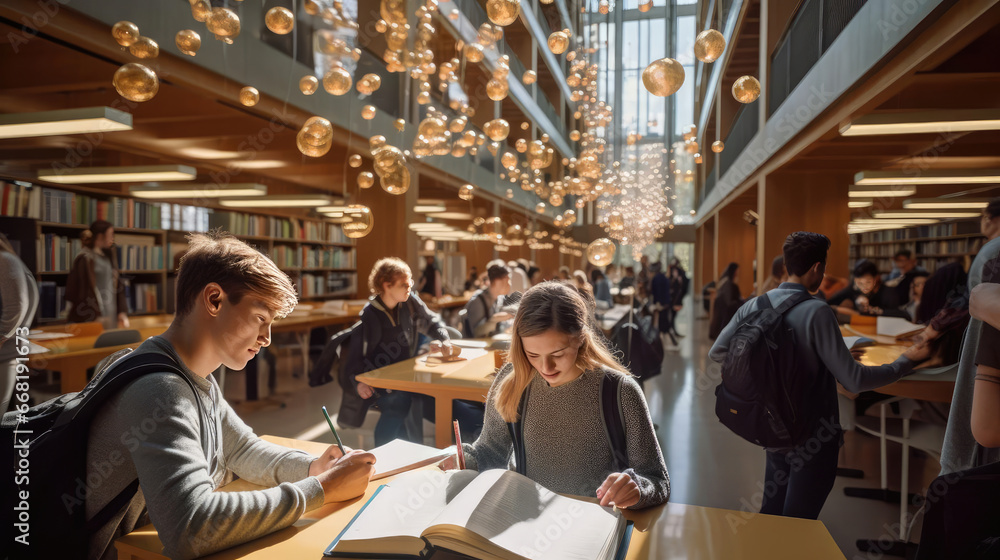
[441,282,670,510]
[83,232,376,560]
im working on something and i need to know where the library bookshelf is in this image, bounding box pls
[849,219,984,275]
[1,182,356,324]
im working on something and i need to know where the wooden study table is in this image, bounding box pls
[115,436,846,560]
[839,324,956,403]
[356,347,497,448]
[27,313,359,395]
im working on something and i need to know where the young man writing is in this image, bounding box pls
[462,262,513,338]
[85,232,376,559]
[709,231,928,519]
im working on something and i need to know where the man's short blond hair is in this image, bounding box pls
[369,257,411,295]
[175,230,298,318]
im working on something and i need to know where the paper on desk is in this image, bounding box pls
[371,439,454,480]
[26,332,74,340]
[876,316,923,338]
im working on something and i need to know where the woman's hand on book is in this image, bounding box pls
[316,449,377,503]
[596,472,640,509]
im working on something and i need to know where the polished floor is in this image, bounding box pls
[228,298,941,558]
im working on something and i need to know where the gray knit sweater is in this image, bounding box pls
[85,337,324,559]
[462,363,670,509]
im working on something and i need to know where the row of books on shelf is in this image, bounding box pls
[1,181,211,231]
[38,235,165,272]
[209,211,350,244]
[916,238,982,255]
[123,281,160,315]
[850,221,980,243]
[298,272,357,298]
[271,245,356,269]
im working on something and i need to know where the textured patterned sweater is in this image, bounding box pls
[463,363,670,509]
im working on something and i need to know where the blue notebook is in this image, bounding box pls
[325,469,632,560]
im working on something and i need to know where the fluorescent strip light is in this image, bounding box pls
[39,164,197,184]
[229,160,286,169]
[408,223,455,231]
[850,218,939,225]
[426,212,474,220]
[848,199,873,208]
[414,205,448,213]
[903,198,992,210]
[130,183,267,199]
[841,109,1000,136]
[316,206,351,213]
[848,185,917,198]
[0,107,132,139]
[854,169,1000,185]
[219,195,331,208]
[874,210,981,219]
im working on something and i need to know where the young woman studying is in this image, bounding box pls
[441,282,670,510]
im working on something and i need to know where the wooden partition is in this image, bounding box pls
[715,190,758,298]
[760,171,852,283]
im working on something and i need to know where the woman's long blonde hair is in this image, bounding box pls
[494,282,627,422]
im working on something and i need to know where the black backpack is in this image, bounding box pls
[508,372,628,475]
[610,311,664,381]
[308,321,379,429]
[1,349,203,560]
[714,291,813,448]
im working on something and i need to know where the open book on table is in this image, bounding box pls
[325,469,632,560]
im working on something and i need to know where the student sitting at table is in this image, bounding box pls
[710,232,929,520]
[346,257,479,446]
[442,282,670,510]
[462,262,513,338]
[828,259,907,318]
[84,232,376,560]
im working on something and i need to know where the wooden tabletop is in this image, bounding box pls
[355,348,497,402]
[115,436,845,560]
[424,295,472,311]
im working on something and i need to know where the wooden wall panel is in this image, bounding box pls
[716,200,758,298]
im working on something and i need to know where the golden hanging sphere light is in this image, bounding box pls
[464,42,485,63]
[296,116,333,157]
[694,153,703,164]
[348,154,363,168]
[394,118,406,132]
[458,184,475,201]
[506,189,514,199]
[547,31,569,54]
[638,0,652,12]
[606,211,625,232]
[598,0,610,15]
[486,0,520,26]
[569,130,581,141]
[175,29,201,56]
[483,118,510,142]
[522,70,537,85]
[520,121,530,131]
[265,7,295,34]
[239,86,260,106]
[299,75,319,95]
[501,151,518,170]
[323,65,353,95]
[113,63,159,103]
[361,104,377,119]
[342,205,373,239]
[304,0,320,15]
[586,238,616,267]
[206,7,241,44]
[486,78,508,101]
[694,29,726,63]
[535,202,546,214]
[357,171,375,189]
[549,193,563,206]
[128,36,159,59]
[369,135,387,150]
[515,138,528,153]
[380,167,411,194]
[732,75,761,103]
[356,73,382,95]
[711,140,725,153]
[642,58,685,97]
[191,0,211,23]
[112,21,140,47]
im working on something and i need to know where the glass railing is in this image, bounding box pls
[719,104,757,176]
[769,0,868,115]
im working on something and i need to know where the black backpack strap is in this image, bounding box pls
[84,478,139,532]
[772,290,813,315]
[601,373,628,472]
[506,383,531,476]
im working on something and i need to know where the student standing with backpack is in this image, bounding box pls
[2,232,377,560]
[440,282,670,510]
[709,232,929,520]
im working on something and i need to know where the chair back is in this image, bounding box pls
[93,329,142,348]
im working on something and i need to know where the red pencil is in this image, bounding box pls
[453,420,466,470]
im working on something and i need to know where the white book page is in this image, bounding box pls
[370,439,454,480]
[427,470,622,560]
[876,316,922,337]
[336,469,480,543]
